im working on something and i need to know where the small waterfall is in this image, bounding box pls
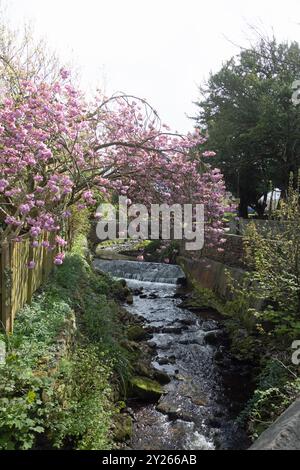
[93,259,185,284]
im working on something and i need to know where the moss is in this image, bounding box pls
[113,414,133,442]
[129,376,164,401]
[127,325,148,341]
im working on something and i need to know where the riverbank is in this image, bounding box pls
[176,253,300,445]
[0,236,163,450]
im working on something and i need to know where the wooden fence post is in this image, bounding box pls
[1,241,12,332]
[27,243,33,305]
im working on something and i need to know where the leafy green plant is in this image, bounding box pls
[239,175,300,341]
[222,176,300,437]
[0,235,131,450]
[0,357,46,449]
[44,346,113,450]
[239,359,300,439]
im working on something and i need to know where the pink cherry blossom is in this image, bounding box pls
[203,151,217,157]
[54,252,66,265]
[28,260,36,269]
[0,70,227,267]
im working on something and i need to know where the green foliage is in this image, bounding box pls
[195,36,300,215]
[242,176,300,340]
[44,346,113,450]
[239,360,300,439]
[189,283,224,311]
[212,176,300,362]
[220,182,300,437]
[0,235,130,449]
[0,284,72,449]
[0,357,45,450]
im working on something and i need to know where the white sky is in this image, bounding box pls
[4,0,300,132]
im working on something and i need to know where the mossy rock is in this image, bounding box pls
[129,376,165,401]
[113,414,133,442]
[127,325,148,341]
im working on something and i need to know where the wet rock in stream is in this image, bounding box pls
[156,400,194,422]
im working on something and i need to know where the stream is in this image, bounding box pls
[94,258,251,450]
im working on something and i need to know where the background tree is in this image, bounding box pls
[194,35,300,217]
[0,21,62,96]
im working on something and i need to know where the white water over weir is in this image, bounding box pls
[93,259,186,285]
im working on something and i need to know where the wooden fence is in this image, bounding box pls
[0,232,57,333]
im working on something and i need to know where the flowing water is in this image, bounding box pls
[94,259,250,450]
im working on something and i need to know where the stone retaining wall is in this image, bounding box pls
[177,255,245,299]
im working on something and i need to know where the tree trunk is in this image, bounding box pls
[239,192,248,218]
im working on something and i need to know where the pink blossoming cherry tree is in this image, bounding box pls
[0,69,227,266]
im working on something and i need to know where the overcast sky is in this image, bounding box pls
[4,0,300,132]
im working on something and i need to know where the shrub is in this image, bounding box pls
[0,236,130,449]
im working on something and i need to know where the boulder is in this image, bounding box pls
[127,325,149,341]
[161,326,183,334]
[157,357,170,366]
[156,400,183,420]
[134,360,153,378]
[132,287,143,296]
[156,398,192,422]
[129,376,165,401]
[179,318,196,326]
[149,293,158,299]
[153,369,171,385]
